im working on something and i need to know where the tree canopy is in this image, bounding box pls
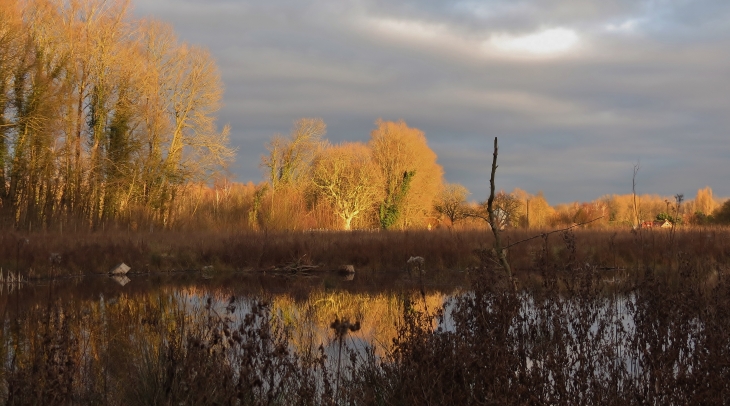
[0,0,233,228]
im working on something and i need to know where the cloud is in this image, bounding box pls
[133,0,730,203]
[604,19,642,33]
[488,27,580,55]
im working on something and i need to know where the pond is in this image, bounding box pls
[1,269,465,364]
[1,265,727,404]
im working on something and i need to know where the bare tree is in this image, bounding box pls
[135,20,234,225]
[311,143,382,230]
[434,183,470,227]
[486,138,512,283]
[632,162,641,228]
[469,191,522,230]
[0,0,233,228]
[262,118,326,191]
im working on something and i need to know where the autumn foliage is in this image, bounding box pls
[0,0,233,230]
[1,1,728,233]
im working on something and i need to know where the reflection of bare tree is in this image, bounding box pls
[273,291,446,358]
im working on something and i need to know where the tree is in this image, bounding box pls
[526,191,553,229]
[601,194,636,226]
[129,20,234,225]
[0,0,233,229]
[262,118,325,191]
[310,143,382,230]
[713,200,730,225]
[0,0,24,203]
[492,191,522,229]
[369,120,443,229]
[656,212,681,225]
[694,186,716,217]
[434,183,470,227]
[469,191,522,230]
[6,0,69,226]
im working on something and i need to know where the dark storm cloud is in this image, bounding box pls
[134,0,730,204]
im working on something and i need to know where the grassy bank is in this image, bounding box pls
[0,227,728,279]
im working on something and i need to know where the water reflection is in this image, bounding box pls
[1,267,724,404]
[0,269,466,356]
[111,275,131,286]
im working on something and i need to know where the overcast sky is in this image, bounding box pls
[134,0,730,204]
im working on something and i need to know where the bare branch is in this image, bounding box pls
[504,216,605,250]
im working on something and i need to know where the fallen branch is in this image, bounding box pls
[504,216,605,250]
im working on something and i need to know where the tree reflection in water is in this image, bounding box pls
[0,270,460,404]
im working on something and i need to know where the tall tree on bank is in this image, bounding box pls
[0,0,24,204]
[369,120,443,229]
[136,21,234,225]
[0,0,233,229]
[7,0,67,226]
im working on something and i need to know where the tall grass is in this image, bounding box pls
[1,227,728,279]
[1,228,730,404]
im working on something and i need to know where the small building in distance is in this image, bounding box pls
[641,219,673,229]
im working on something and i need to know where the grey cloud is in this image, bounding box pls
[134,0,730,203]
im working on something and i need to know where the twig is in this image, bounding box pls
[504,216,604,250]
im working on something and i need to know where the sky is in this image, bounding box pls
[134,0,730,204]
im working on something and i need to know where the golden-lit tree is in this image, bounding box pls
[369,120,443,229]
[0,0,233,229]
[262,118,326,191]
[601,194,635,226]
[468,190,522,229]
[0,0,24,202]
[258,118,325,230]
[524,191,553,229]
[135,21,234,225]
[6,0,69,226]
[311,143,383,230]
[490,191,522,229]
[433,183,470,227]
[694,186,716,216]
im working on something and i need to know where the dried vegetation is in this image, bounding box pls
[0,227,730,404]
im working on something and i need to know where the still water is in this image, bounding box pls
[0,269,467,358]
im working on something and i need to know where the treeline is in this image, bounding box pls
[158,118,447,232]
[0,0,233,230]
[168,167,729,232]
[470,186,730,229]
[163,117,730,232]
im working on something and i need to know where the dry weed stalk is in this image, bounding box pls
[330,317,361,401]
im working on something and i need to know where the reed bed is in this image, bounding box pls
[0,227,729,404]
[0,226,727,278]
